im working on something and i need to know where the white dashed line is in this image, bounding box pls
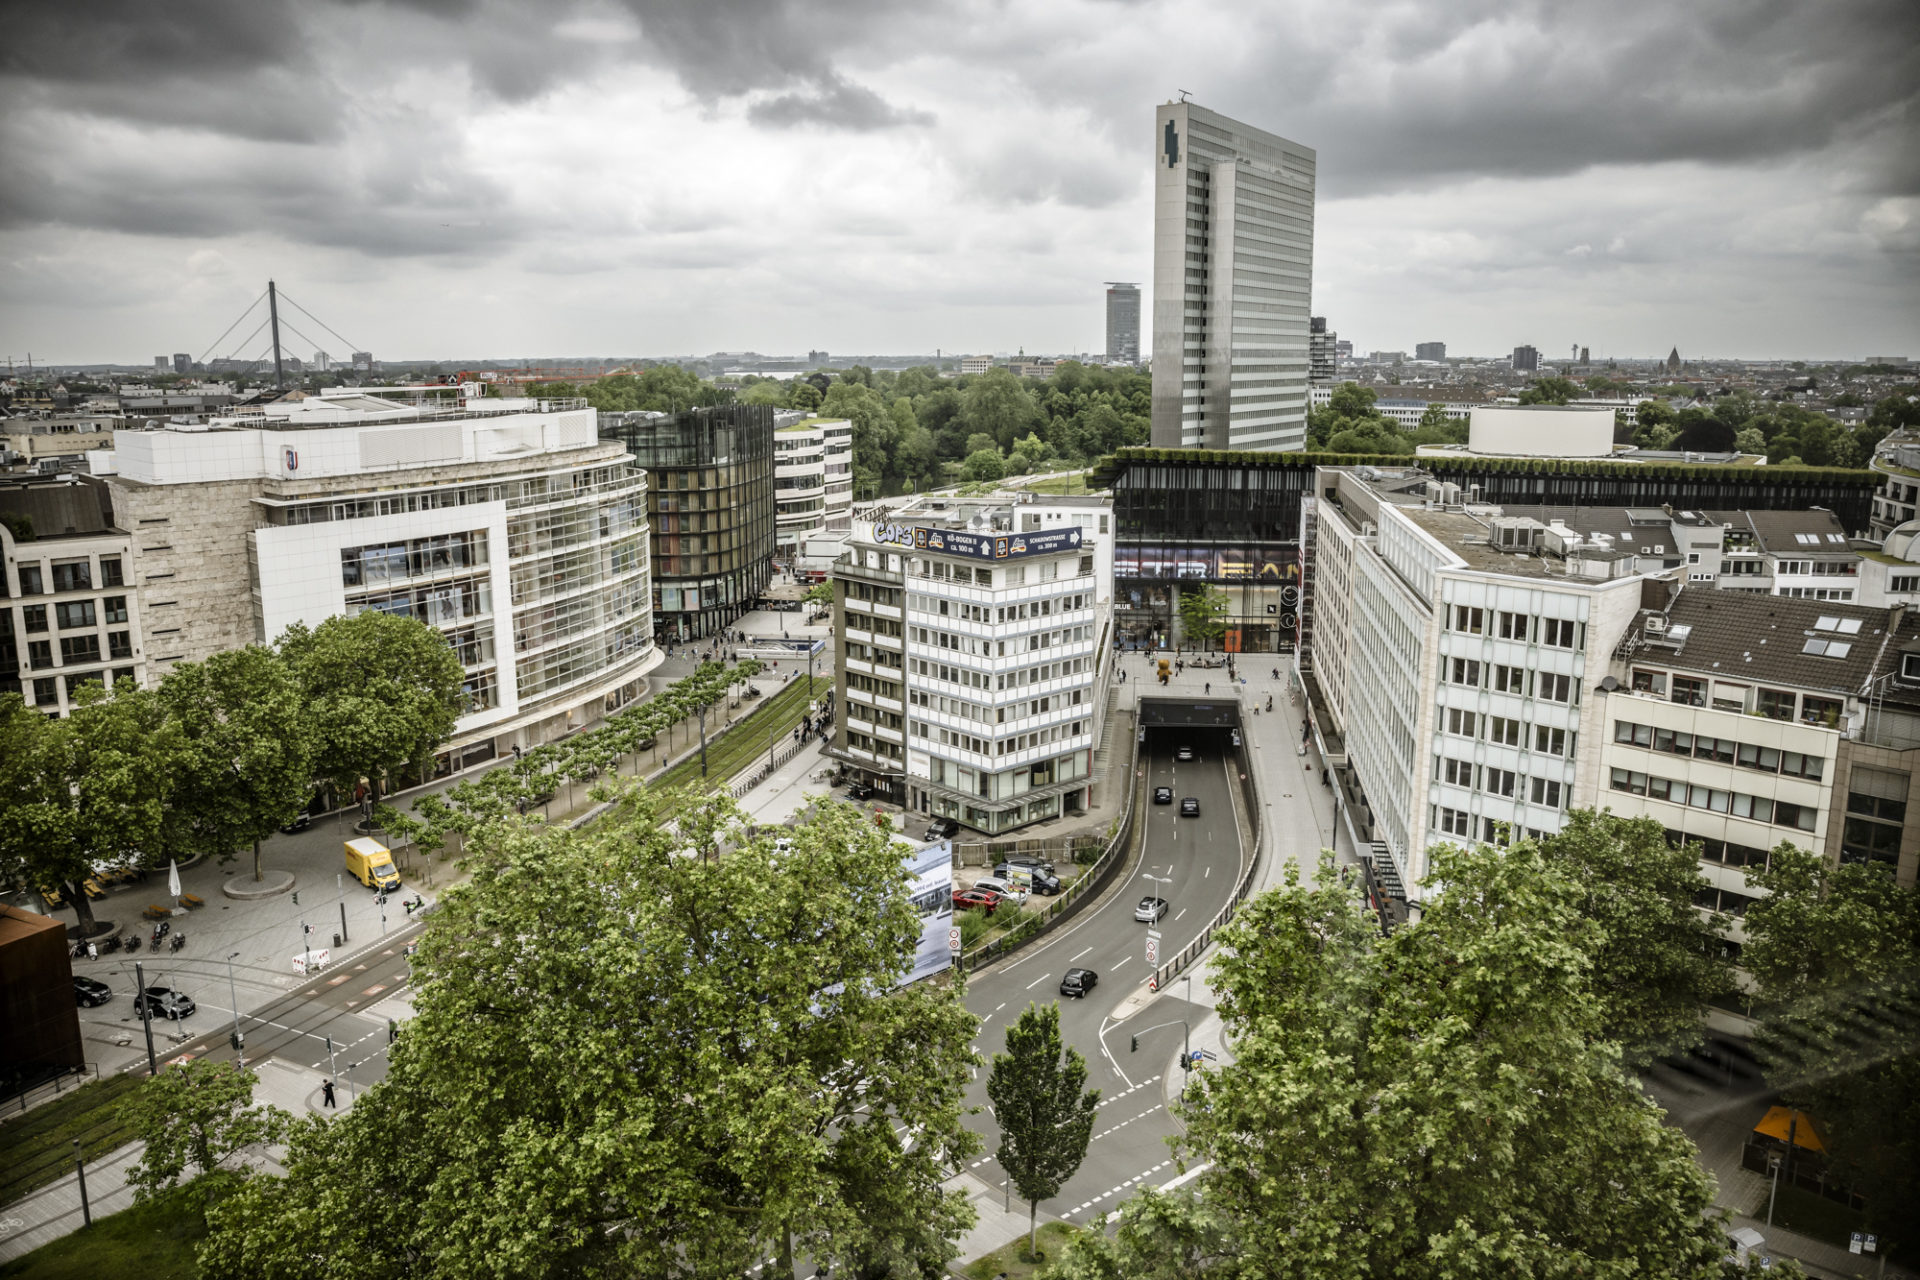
[1026,974,1050,989]
[1071,946,1092,961]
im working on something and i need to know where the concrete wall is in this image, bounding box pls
[1469,405,1616,458]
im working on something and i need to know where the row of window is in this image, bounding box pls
[1433,758,1566,807]
[16,597,129,631]
[23,633,133,668]
[915,718,1090,757]
[27,667,138,706]
[1611,720,1825,779]
[11,557,124,596]
[914,625,1096,659]
[1630,669,1844,725]
[1665,830,1775,870]
[908,684,1088,725]
[1432,808,1555,845]
[1447,606,1583,648]
[1441,707,1574,755]
[911,592,1095,622]
[1608,769,1818,830]
[1444,658,1577,703]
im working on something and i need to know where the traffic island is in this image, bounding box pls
[220,869,296,900]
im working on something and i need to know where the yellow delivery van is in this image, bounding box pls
[344,838,401,893]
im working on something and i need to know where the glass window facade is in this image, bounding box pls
[600,405,775,641]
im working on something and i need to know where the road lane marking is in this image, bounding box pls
[1174,908,1187,921]
[1071,946,1092,961]
[1026,974,1050,989]
[1205,866,1211,877]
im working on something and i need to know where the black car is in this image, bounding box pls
[73,976,112,1007]
[1059,968,1098,998]
[846,783,877,801]
[279,810,313,834]
[1176,746,1195,762]
[138,986,196,1020]
[995,864,1063,895]
[1180,797,1200,817]
[1153,786,1174,805]
[924,817,959,841]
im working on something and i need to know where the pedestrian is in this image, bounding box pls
[1272,667,1279,680]
[87,940,97,960]
[322,1079,336,1108]
[1205,681,1211,695]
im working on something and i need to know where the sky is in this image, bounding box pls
[2,0,1916,367]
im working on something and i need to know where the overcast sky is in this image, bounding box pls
[3,0,1916,366]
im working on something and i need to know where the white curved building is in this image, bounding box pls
[775,417,853,553]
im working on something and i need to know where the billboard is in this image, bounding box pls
[872,522,1084,562]
[902,838,955,986]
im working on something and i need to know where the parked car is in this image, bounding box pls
[953,889,1001,914]
[846,783,877,801]
[73,976,112,1007]
[139,986,196,1020]
[924,817,959,841]
[996,854,1056,876]
[1180,797,1200,817]
[280,810,313,833]
[1135,896,1170,923]
[972,876,1028,906]
[1176,746,1195,762]
[996,864,1062,895]
[1059,968,1099,998]
[1153,786,1174,805]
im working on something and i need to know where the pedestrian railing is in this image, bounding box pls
[728,735,810,799]
[3,1063,100,1116]
[962,712,1140,972]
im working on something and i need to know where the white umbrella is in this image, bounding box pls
[167,858,181,899]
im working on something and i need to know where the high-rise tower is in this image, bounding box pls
[1105,282,1140,365]
[1151,101,1316,450]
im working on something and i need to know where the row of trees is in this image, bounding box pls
[1053,813,1918,1277]
[1306,378,1919,466]
[541,362,1151,498]
[0,611,466,932]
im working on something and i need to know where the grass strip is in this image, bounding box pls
[0,1172,229,1279]
[652,675,829,804]
[0,1074,148,1209]
[962,1221,1086,1278]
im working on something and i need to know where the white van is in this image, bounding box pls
[973,875,1027,906]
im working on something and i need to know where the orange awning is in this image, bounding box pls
[1752,1106,1825,1153]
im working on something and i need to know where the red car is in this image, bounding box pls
[953,889,1002,914]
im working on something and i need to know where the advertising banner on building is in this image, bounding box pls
[873,521,1084,562]
[903,838,955,985]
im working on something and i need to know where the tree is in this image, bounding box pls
[1538,811,1734,1063]
[1518,375,1580,405]
[125,1060,292,1219]
[965,447,1006,482]
[0,686,177,935]
[962,368,1040,450]
[276,611,466,804]
[1742,845,1920,1244]
[1177,585,1229,649]
[1673,412,1737,454]
[201,793,980,1279]
[1056,847,1747,1279]
[160,646,313,881]
[1417,402,1450,430]
[1636,398,1676,429]
[986,1003,1099,1259]
[1326,382,1378,419]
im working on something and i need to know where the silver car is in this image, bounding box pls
[1134,896,1169,923]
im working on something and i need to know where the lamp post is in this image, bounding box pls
[225,951,244,1058]
[134,958,156,1075]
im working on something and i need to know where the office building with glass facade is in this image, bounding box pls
[96,389,658,769]
[600,405,776,642]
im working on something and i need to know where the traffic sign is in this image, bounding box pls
[948,926,962,952]
[1145,935,1158,966]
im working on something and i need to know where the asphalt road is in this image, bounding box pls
[956,730,1247,1223]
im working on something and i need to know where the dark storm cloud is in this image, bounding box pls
[748,73,932,130]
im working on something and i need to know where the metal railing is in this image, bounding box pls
[962,709,1140,971]
[3,1063,100,1116]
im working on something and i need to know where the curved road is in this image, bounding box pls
[957,732,1247,1222]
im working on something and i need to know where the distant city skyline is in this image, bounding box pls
[1,0,1914,365]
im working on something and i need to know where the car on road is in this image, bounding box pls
[952,889,1001,914]
[1176,745,1195,762]
[845,783,877,801]
[280,811,313,833]
[1180,796,1200,816]
[1153,786,1174,805]
[924,817,959,841]
[1135,896,1170,923]
[995,864,1063,895]
[73,976,112,1007]
[1059,968,1098,998]
[1231,729,1243,748]
[138,986,195,1020]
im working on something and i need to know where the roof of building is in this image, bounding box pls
[0,473,119,539]
[1617,587,1914,697]
[1493,505,1851,557]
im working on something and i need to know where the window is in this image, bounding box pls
[60,634,102,664]
[28,640,53,669]
[1497,611,1529,640]
[1631,669,1667,695]
[108,631,132,659]
[1487,716,1522,747]
[32,677,58,707]
[1755,688,1796,721]
[1449,658,1481,687]
[22,604,47,632]
[1802,637,1852,658]
[1671,676,1707,707]
[1452,606,1484,634]
[1534,725,1568,755]
[1801,695,1842,727]
[1483,768,1516,797]
[1530,777,1562,807]
[103,595,128,624]
[1537,673,1573,703]
[1540,618,1578,648]
[1492,664,1526,694]
[50,561,92,592]
[1446,708,1477,737]
[1614,720,1653,747]
[100,557,123,587]
[18,564,44,594]
[111,666,135,688]
[55,601,95,630]
[1435,806,1471,837]
[1610,768,1648,795]
[1440,758,1475,787]
[1813,615,1863,635]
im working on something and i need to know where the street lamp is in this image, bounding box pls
[225,951,243,1057]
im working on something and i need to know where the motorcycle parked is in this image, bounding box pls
[125,933,143,953]
[101,934,123,954]
[169,932,187,953]
[151,920,170,945]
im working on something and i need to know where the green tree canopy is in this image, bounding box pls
[963,368,1042,450]
[1518,375,1581,405]
[276,611,466,802]
[1057,845,1745,1279]
[987,1002,1099,1258]
[1177,585,1230,649]
[1326,382,1379,419]
[965,447,1006,482]
[201,792,980,1279]
[126,1060,291,1218]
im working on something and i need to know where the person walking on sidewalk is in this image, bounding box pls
[322,1079,336,1108]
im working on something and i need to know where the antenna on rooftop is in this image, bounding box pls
[1176,89,1192,102]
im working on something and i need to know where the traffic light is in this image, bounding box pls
[230,1031,244,1052]
[1130,1035,1138,1053]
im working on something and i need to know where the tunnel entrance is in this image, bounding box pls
[1137,697,1244,731]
